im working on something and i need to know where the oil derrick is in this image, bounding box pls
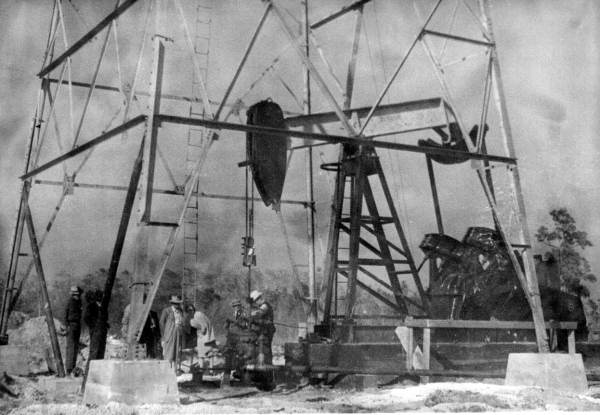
[0,0,552,376]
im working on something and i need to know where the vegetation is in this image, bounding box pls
[535,208,597,296]
[535,208,599,329]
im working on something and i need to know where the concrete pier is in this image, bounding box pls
[505,353,588,394]
[83,360,179,405]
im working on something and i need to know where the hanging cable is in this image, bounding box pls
[243,159,256,296]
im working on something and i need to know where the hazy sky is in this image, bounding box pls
[1,0,599,302]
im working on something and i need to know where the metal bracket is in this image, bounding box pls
[63,175,75,195]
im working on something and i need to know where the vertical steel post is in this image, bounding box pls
[0,78,51,341]
[425,156,444,234]
[127,35,165,355]
[143,36,165,221]
[479,0,548,352]
[344,157,365,321]
[82,137,144,392]
[322,4,364,327]
[302,0,318,328]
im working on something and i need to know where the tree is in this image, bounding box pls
[535,208,597,296]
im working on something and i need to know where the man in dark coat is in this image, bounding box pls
[121,302,162,359]
[64,286,82,375]
[249,290,275,366]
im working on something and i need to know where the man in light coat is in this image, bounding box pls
[160,295,184,371]
[190,308,214,367]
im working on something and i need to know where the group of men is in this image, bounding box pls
[63,285,275,380]
[223,290,275,384]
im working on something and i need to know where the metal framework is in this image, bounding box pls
[0,0,550,365]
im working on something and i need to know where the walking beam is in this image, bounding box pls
[20,115,147,180]
[158,115,516,164]
[38,0,139,77]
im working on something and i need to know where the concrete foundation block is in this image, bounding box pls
[505,353,588,394]
[336,375,380,390]
[38,377,81,396]
[83,359,179,405]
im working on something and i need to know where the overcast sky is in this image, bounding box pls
[1,0,599,302]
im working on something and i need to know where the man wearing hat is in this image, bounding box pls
[248,290,275,366]
[159,295,184,371]
[64,286,83,375]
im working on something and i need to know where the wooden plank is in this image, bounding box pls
[373,157,429,313]
[309,343,405,372]
[423,328,431,369]
[38,0,140,77]
[344,158,365,320]
[362,177,409,314]
[568,330,576,354]
[403,318,577,330]
[406,328,414,371]
[422,328,431,383]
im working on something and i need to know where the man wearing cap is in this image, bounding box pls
[160,295,184,371]
[248,290,275,366]
[64,286,83,376]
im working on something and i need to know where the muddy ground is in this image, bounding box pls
[4,373,600,414]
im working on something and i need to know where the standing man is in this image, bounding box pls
[64,286,82,376]
[222,299,250,386]
[248,290,275,366]
[84,290,101,360]
[160,295,184,372]
[189,306,214,367]
[121,293,162,359]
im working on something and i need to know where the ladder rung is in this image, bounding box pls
[146,221,178,228]
[338,259,409,266]
[18,253,29,257]
[339,216,394,224]
[391,270,414,275]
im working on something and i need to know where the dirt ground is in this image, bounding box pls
[4,373,600,414]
